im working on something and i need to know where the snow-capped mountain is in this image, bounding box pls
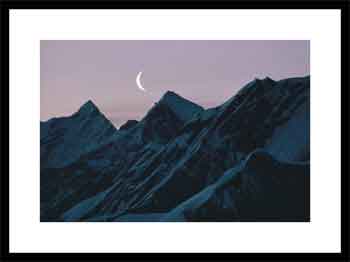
[40,76,310,222]
[40,100,117,169]
[157,91,204,122]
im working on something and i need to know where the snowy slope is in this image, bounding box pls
[40,100,117,168]
[161,149,309,222]
[41,76,310,222]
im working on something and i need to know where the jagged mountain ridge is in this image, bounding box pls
[40,100,117,169]
[40,76,310,222]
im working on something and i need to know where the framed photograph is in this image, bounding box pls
[1,0,349,260]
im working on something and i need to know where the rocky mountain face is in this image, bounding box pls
[40,76,310,222]
[40,100,117,169]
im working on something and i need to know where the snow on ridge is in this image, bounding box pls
[40,99,118,169]
[158,91,204,122]
[41,75,310,221]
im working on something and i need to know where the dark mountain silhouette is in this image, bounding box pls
[119,120,138,131]
[40,76,310,222]
[40,100,116,169]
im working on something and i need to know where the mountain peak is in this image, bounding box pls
[119,120,139,131]
[82,99,97,108]
[77,100,99,115]
[162,90,181,99]
[158,90,203,122]
[262,76,275,82]
[253,76,275,84]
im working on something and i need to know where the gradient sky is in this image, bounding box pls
[41,40,310,127]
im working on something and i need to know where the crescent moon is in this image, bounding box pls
[136,72,146,92]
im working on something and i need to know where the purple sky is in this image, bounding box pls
[41,40,310,127]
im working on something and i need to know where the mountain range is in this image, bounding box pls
[40,76,310,222]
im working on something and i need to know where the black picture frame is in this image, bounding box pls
[1,0,349,261]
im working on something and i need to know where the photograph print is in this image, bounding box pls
[40,40,310,222]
